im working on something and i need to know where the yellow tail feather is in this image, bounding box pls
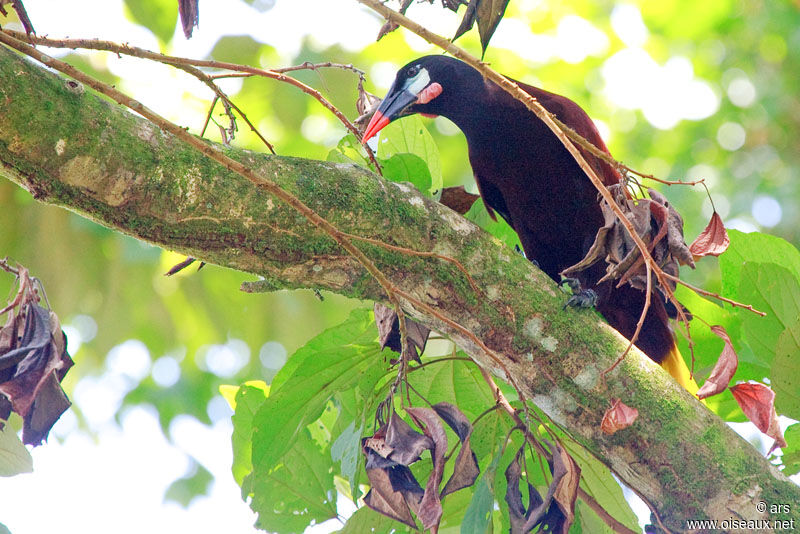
[661,344,699,395]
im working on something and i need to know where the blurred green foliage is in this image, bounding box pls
[1,0,800,530]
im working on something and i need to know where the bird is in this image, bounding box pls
[362,55,698,393]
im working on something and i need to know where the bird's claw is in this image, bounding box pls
[560,277,597,310]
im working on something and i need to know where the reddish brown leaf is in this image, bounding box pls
[730,382,787,452]
[697,325,739,399]
[600,399,639,435]
[690,211,730,260]
[405,406,446,530]
[439,186,480,215]
[550,444,579,533]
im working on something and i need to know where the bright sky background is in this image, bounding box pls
[0,1,795,533]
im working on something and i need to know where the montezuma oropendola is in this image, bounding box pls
[362,55,698,393]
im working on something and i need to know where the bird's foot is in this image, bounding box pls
[560,277,597,310]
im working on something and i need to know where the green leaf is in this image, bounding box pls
[464,198,522,252]
[462,448,501,533]
[376,115,442,195]
[476,0,511,57]
[738,263,800,367]
[163,459,213,506]
[563,440,640,533]
[122,0,178,44]
[780,424,800,476]
[720,230,800,300]
[380,153,433,195]
[248,429,338,533]
[331,420,363,498]
[210,35,265,66]
[772,317,800,420]
[231,382,270,486]
[251,308,385,476]
[337,506,413,533]
[0,424,33,477]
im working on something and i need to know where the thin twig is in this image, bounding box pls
[661,272,766,316]
[1,30,381,169]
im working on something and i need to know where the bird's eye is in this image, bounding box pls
[406,65,420,78]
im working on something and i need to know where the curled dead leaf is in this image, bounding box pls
[730,382,787,453]
[600,398,639,435]
[374,303,430,363]
[432,402,480,497]
[405,406,446,530]
[689,211,730,260]
[696,325,738,399]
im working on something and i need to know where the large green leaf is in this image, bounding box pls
[464,198,522,252]
[772,317,800,420]
[229,381,270,486]
[376,115,442,195]
[719,230,800,300]
[380,153,433,195]
[461,448,501,534]
[564,440,640,533]
[248,429,338,533]
[781,424,800,476]
[122,0,178,44]
[0,424,32,477]
[251,308,384,476]
[738,262,800,367]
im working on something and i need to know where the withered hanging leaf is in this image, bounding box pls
[549,444,579,533]
[385,411,434,466]
[178,0,199,38]
[376,0,412,40]
[696,325,739,400]
[405,406,447,530]
[563,185,694,299]
[440,186,480,215]
[373,303,430,362]
[689,211,730,260]
[364,467,418,529]
[452,0,479,41]
[475,0,510,56]
[600,398,639,435]
[0,303,73,445]
[433,402,480,496]
[441,0,469,11]
[730,382,787,453]
[504,445,543,534]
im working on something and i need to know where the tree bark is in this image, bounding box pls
[0,44,797,531]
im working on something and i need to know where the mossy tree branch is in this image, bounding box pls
[0,45,797,531]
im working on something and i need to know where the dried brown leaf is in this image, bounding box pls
[550,443,579,533]
[600,398,639,435]
[696,325,739,400]
[504,446,542,534]
[439,186,479,215]
[730,382,787,453]
[405,406,446,530]
[476,0,510,56]
[452,0,479,40]
[178,0,199,39]
[689,211,730,260]
[364,467,418,529]
[433,402,480,496]
[373,303,430,362]
[385,412,434,466]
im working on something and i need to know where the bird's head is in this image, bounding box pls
[361,56,461,143]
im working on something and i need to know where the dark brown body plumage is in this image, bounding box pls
[407,56,676,363]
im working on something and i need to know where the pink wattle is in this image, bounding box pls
[416,82,443,104]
